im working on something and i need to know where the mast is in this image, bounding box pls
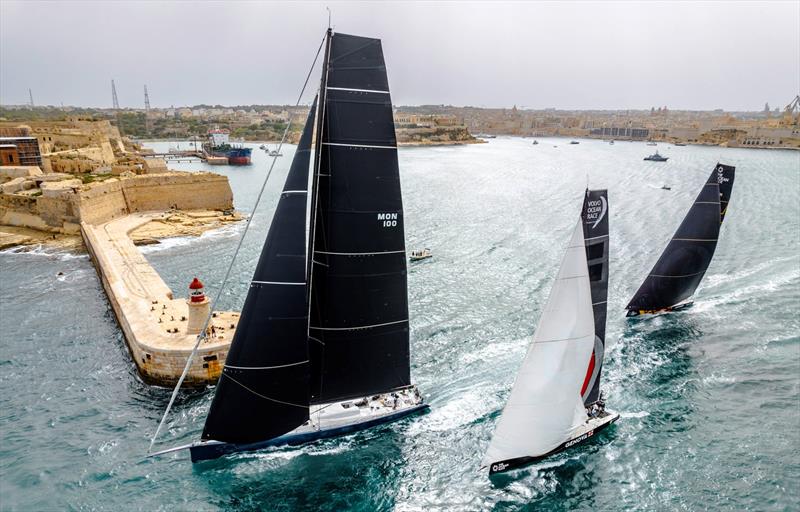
[308,32,411,404]
[484,218,595,468]
[200,97,319,444]
[626,164,735,313]
[580,189,609,405]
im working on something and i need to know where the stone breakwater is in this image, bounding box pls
[0,168,240,386]
[82,213,238,387]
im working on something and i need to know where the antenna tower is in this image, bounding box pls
[112,80,120,109]
[144,85,151,134]
[28,89,34,109]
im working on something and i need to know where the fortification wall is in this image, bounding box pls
[1,171,234,232]
[75,179,129,225]
[123,172,233,212]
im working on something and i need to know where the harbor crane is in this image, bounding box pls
[783,94,800,126]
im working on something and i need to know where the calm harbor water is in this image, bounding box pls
[1,138,798,511]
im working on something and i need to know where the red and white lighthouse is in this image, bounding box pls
[186,277,210,335]
[189,277,206,303]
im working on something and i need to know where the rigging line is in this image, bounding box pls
[222,372,307,408]
[148,33,327,455]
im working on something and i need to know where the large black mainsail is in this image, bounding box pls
[162,29,427,464]
[308,33,411,404]
[580,189,609,405]
[200,97,318,444]
[626,163,735,315]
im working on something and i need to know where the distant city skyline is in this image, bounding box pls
[1,1,798,111]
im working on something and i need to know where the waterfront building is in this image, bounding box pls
[0,136,43,167]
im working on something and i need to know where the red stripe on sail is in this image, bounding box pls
[581,350,596,396]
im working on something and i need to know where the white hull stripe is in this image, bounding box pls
[315,250,405,256]
[282,190,307,195]
[592,301,607,305]
[584,234,609,241]
[323,142,397,149]
[327,86,390,94]
[309,319,408,331]
[694,201,720,205]
[225,360,309,370]
[252,280,306,285]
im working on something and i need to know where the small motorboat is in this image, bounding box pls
[269,150,283,157]
[661,185,671,190]
[609,140,615,145]
[259,144,266,150]
[674,142,687,146]
[570,140,580,145]
[646,141,657,146]
[644,152,668,162]
[410,248,432,262]
[532,140,539,145]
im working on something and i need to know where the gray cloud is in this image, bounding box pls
[1,0,798,111]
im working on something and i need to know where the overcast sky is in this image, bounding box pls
[1,1,798,111]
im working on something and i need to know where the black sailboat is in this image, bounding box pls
[580,189,609,406]
[626,163,735,316]
[155,30,427,463]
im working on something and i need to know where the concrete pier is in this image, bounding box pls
[81,213,238,387]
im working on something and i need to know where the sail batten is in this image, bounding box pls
[626,164,735,313]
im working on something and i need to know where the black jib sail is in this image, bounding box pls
[308,33,411,404]
[626,163,735,315]
[580,189,609,405]
[201,97,318,444]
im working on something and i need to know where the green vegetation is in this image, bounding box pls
[0,107,301,142]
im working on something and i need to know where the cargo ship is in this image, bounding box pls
[202,128,252,165]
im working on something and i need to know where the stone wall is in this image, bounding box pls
[0,171,234,231]
[74,180,128,225]
[124,173,233,212]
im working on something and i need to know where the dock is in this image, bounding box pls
[81,213,238,387]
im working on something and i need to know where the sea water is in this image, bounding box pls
[1,138,798,511]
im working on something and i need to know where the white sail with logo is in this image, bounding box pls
[483,219,595,467]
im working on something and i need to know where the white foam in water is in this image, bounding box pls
[0,244,89,261]
[408,385,501,434]
[697,268,800,312]
[619,411,650,419]
[700,374,736,385]
[460,338,526,366]
[138,224,242,254]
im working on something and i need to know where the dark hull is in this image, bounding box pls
[191,403,429,462]
[625,301,694,317]
[487,413,619,475]
[227,156,251,165]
